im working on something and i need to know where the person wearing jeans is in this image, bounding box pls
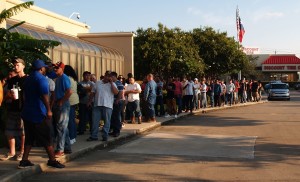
[155,77,164,117]
[226,79,235,106]
[87,71,118,141]
[90,106,113,140]
[53,102,71,155]
[51,62,72,158]
[125,77,142,124]
[143,74,157,122]
[110,71,125,137]
[63,65,79,146]
[78,71,94,135]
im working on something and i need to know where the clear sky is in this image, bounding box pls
[33,0,300,55]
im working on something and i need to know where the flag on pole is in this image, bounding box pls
[236,7,245,43]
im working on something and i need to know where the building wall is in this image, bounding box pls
[0,0,6,28]
[1,0,134,79]
[4,0,89,36]
[78,33,134,76]
[7,19,125,81]
[252,54,271,67]
[252,54,300,82]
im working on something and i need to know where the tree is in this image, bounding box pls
[134,23,205,80]
[134,24,253,80]
[0,1,61,79]
[240,55,263,80]
[192,27,250,79]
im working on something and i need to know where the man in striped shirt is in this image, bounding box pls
[110,72,125,137]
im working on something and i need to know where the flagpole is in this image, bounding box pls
[236,5,242,81]
[236,6,242,80]
[236,6,239,46]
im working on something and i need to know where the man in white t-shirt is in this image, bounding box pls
[87,71,118,141]
[200,78,207,109]
[125,77,142,124]
[193,78,201,110]
[226,79,235,106]
[183,77,194,113]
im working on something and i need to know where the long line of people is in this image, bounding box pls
[138,76,263,119]
[0,58,264,169]
[0,59,159,169]
[55,73,264,142]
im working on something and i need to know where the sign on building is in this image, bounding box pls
[242,47,260,55]
[262,64,300,72]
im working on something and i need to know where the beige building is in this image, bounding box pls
[1,0,134,80]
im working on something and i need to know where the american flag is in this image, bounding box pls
[236,7,245,43]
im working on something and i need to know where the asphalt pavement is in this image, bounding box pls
[0,99,267,182]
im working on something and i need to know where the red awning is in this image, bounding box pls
[262,55,300,64]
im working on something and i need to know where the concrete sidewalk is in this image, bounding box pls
[0,100,267,182]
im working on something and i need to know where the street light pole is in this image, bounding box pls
[69,12,80,19]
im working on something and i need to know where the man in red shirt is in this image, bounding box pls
[173,77,182,115]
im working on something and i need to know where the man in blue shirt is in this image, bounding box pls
[155,76,164,117]
[213,79,222,107]
[144,74,157,122]
[52,62,72,158]
[19,60,64,169]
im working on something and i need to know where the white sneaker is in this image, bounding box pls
[174,115,178,118]
[164,114,171,118]
[16,153,23,161]
[70,138,76,145]
[0,153,15,161]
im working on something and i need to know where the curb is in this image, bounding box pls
[0,100,268,182]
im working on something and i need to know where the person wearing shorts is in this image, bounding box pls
[18,60,64,169]
[1,58,26,161]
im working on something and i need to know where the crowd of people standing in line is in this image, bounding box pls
[0,57,264,169]
[139,76,263,119]
[0,58,162,169]
[0,58,68,168]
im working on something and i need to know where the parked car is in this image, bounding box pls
[268,82,290,101]
[265,80,282,92]
[294,83,300,90]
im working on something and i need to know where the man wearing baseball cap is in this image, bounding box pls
[52,61,72,158]
[1,58,27,161]
[19,59,65,168]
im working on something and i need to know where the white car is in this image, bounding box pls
[268,83,290,101]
